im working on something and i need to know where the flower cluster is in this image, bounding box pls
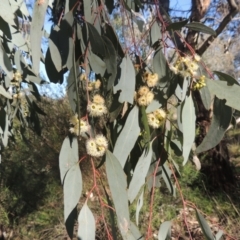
[142,72,159,87]
[87,94,107,117]
[135,86,154,106]
[79,73,101,91]
[69,114,89,136]
[170,55,201,77]
[86,134,108,157]
[193,75,206,90]
[147,108,167,129]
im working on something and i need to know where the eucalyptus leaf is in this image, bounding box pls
[181,94,196,165]
[49,38,62,72]
[199,85,211,110]
[196,210,215,240]
[166,19,188,31]
[214,71,239,85]
[135,190,144,226]
[158,221,171,240]
[64,163,82,223]
[128,145,153,203]
[113,106,140,168]
[206,78,240,111]
[59,137,79,184]
[150,20,161,46]
[186,22,216,36]
[114,55,135,104]
[0,41,12,80]
[0,0,15,26]
[0,85,12,99]
[78,203,95,240]
[196,97,232,154]
[105,150,133,239]
[30,0,48,74]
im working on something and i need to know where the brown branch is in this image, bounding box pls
[197,0,239,56]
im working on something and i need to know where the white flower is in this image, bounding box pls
[95,134,108,148]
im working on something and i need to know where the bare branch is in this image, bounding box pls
[198,0,239,56]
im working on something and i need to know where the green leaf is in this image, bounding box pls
[49,38,62,72]
[158,221,171,240]
[153,48,167,79]
[0,108,6,133]
[0,0,15,26]
[64,163,82,237]
[0,41,12,80]
[45,48,64,83]
[0,85,12,99]
[146,100,162,113]
[67,64,78,112]
[150,20,161,46]
[87,51,106,76]
[181,94,196,165]
[135,190,144,226]
[128,145,153,203]
[196,210,215,240]
[102,36,117,90]
[30,0,48,74]
[2,108,8,147]
[113,106,140,168]
[83,0,92,23]
[206,78,240,111]
[214,71,239,85]
[199,85,211,110]
[129,221,142,239]
[186,22,216,36]
[114,55,135,104]
[105,150,133,239]
[215,230,224,240]
[162,163,175,196]
[59,137,79,184]
[170,139,182,156]
[166,19,188,31]
[0,16,11,39]
[78,203,95,240]
[196,97,232,154]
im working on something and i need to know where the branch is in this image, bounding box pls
[197,0,239,56]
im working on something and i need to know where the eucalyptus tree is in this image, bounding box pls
[0,0,240,239]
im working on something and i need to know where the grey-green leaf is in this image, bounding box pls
[0,85,12,99]
[214,71,239,85]
[199,85,211,110]
[196,210,215,240]
[135,190,144,226]
[0,42,12,80]
[49,38,62,72]
[166,19,188,31]
[181,94,196,165]
[0,0,15,26]
[150,20,161,46]
[59,137,79,184]
[30,0,48,74]
[64,163,82,222]
[114,55,135,104]
[196,97,232,154]
[113,106,140,168]
[215,230,224,240]
[186,22,216,36]
[128,145,153,203]
[78,203,95,240]
[158,221,171,240]
[206,78,240,111]
[105,150,132,239]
